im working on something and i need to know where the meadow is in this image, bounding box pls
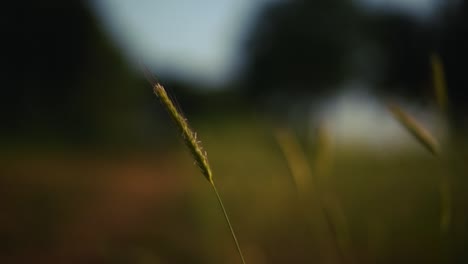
[1,113,466,263]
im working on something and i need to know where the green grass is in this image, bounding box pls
[1,115,467,263]
[165,115,466,263]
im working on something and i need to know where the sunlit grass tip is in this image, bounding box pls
[387,103,439,155]
[144,66,246,264]
[430,53,448,112]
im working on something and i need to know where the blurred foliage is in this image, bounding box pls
[241,0,468,130]
[2,1,153,147]
[362,13,433,98]
[242,0,360,102]
[437,1,468,127]
[3,0,468,146]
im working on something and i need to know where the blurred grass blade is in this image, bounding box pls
[274,126,348,263]
[440,177,452,233]
[274,127,312,195]
[313,123,333,179]
[311,123,353,264]
[430,54,453,235]
[431,53,448,112]
[387,103,439,155]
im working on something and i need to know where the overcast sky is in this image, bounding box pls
[90,0,441,86]
[91,0,272,85]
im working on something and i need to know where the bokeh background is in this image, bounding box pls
[1,0,467,263]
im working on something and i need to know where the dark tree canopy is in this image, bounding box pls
[242,0,468,128]
[365,2,468,126]
[363,13,435,99]
[2,1,146,145]
[438,1,468,123]
[242,0,361,103]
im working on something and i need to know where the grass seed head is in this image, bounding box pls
[145,67,245,264]
[152,82,213,184]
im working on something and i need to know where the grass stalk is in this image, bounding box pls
[212,184,247,264]
[145,68,246,264]
[274,126,347,263]
[430,53,453,236]
[388,53,452,237]
[312,123,333,179]
[431,53,448,113]
[275,127,312,195]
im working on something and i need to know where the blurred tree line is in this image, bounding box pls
[2,1,156,148]
[242,0,468,130]
[1,1,248,148]
[2,0,467,147]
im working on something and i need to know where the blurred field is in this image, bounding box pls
[1,115,467,263]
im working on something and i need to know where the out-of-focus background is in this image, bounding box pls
[1,0,467,263]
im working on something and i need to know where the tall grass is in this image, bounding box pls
[431,53,452,235]
[274,125,351,263]
[145,69,246,264]
[143,51,455,262]
[431,53,448,113]
[387,52,451,236]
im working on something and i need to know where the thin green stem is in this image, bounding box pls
[320,203,347,264]
[212,183,246,264]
